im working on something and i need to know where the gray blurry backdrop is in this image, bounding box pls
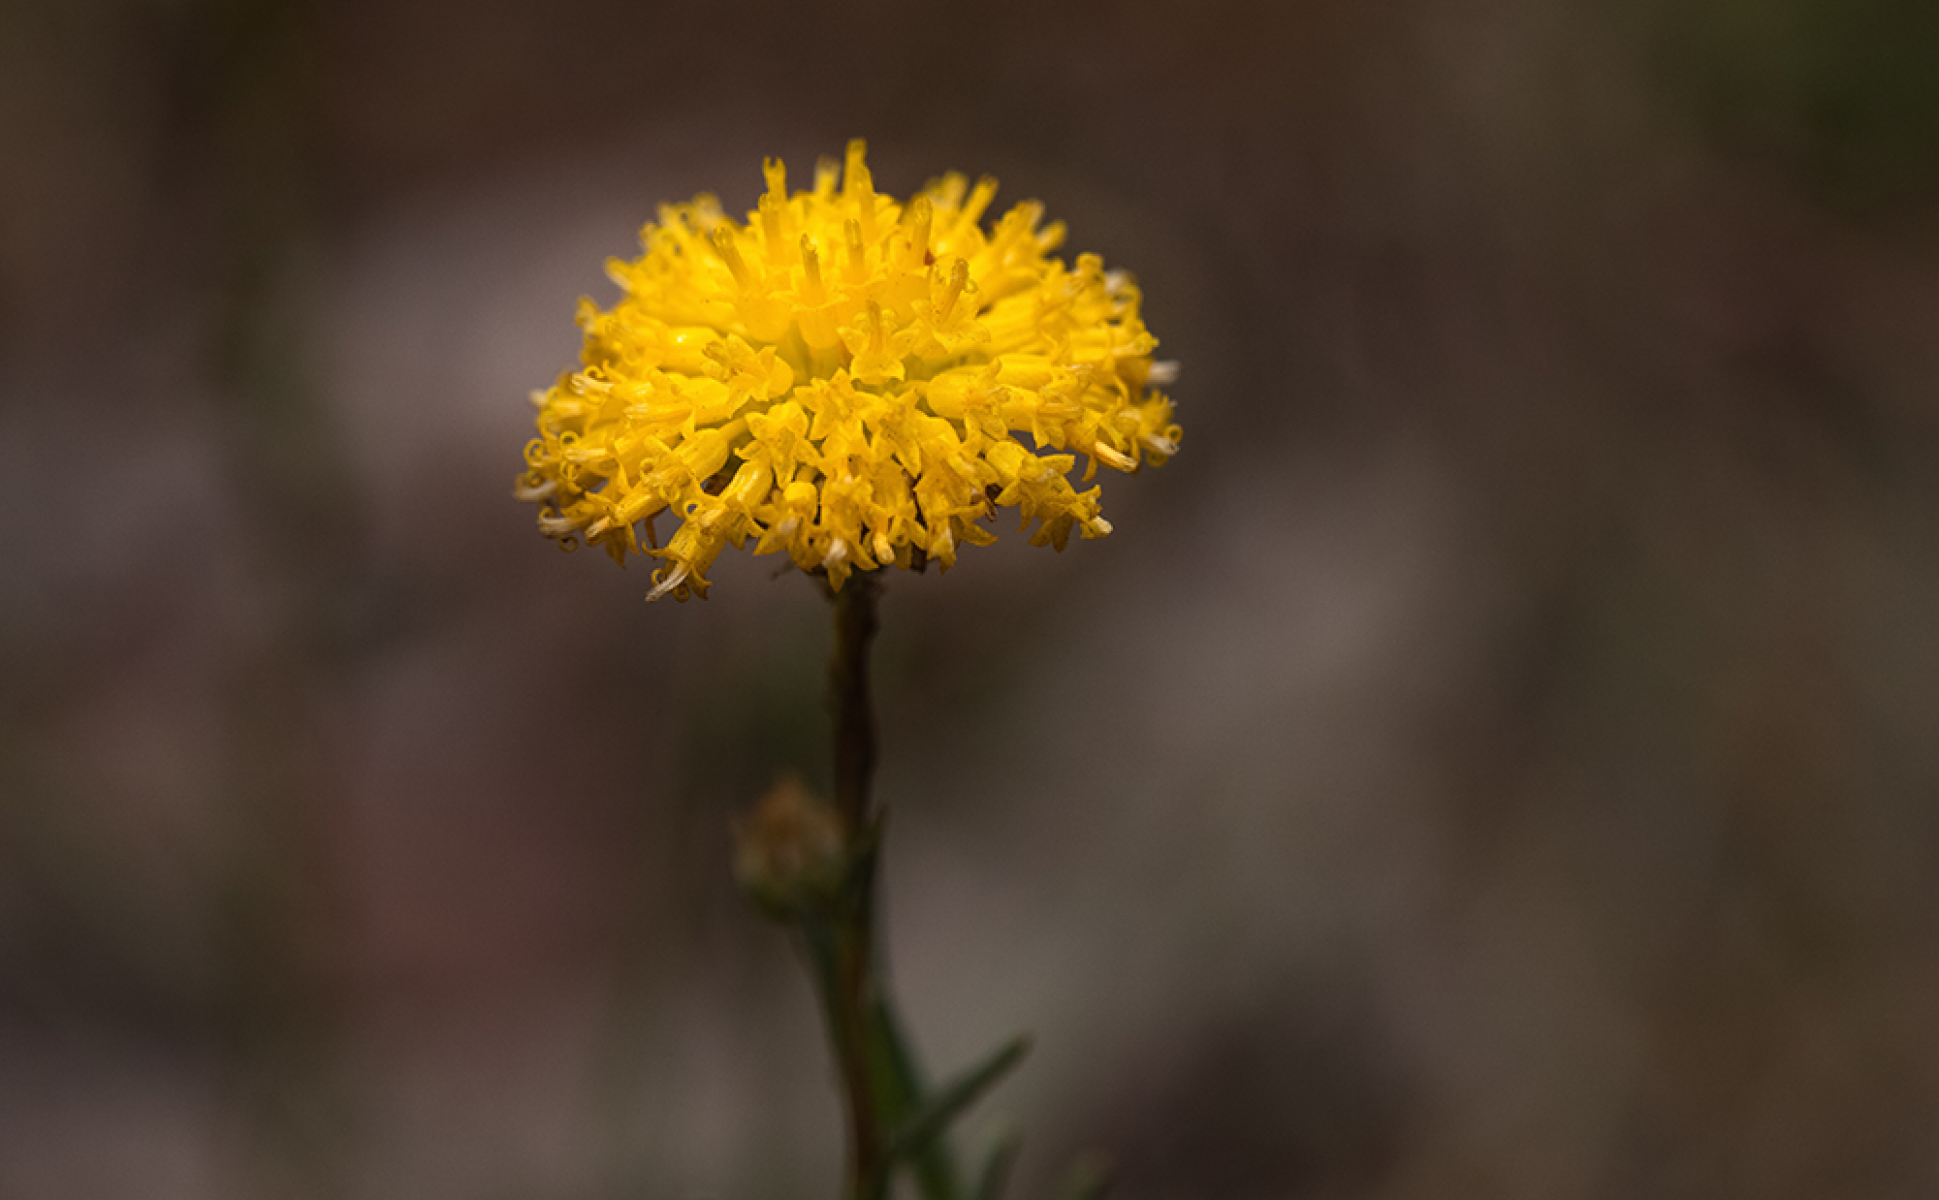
[5,0,1939,1197]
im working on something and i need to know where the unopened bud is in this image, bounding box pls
[733,773,848,913]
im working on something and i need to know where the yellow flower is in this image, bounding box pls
[516,140,1181,600]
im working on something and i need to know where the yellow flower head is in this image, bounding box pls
[516,140,1181,600]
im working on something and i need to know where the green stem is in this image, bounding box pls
[816,576,964,1200]
[829,576,879,833]
[824,577,888,1200]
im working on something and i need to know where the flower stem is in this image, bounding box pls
[830,576,879,833]
[825,576,887,1200]
[813,576,967,1200]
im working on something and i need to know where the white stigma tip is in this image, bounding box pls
[537,511,588,536]
[646,563,691,602]
[514,479,558,502]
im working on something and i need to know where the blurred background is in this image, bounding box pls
[5,0,1939,1196]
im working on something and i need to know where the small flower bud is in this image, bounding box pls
[732,773,848,914]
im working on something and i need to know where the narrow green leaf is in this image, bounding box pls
[972,1132,1022,1200]
[888,1035,1033,1163]
[1052,1152,1115,1200]
[865,998,960,1200]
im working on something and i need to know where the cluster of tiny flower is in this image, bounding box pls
[517,141,1180,600]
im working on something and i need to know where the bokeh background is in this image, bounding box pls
[6,0,1939,1196]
